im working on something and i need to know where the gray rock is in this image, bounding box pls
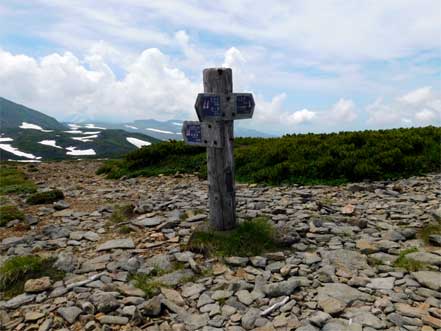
[321,249,371,276]
[142,295,162,316]
[296,325,319,331]
[429,234,441,246]
[263,278,299,297]
[145,254,173,271]
[412,271,441,290]
[344,309,386,329]
[182,283,205,298]
[241,307,260,330]
[225,256,249,266]
[96,238,135,251]
[236,290,254,305]
[317,283,372,308]
[406,252,441,266]
[57,306,82,324]
[133,216,162,227]
[367,277,395,290]
[91,293,119,313]
[156,269,194,287]
[53,200,70,210]
[96,315,129,324]
[5,293,35,309]
[54,252,77,272]
[309,311,332,327]
[2,236,25,247]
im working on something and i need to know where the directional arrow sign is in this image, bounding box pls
[195,94,222,121]
[195,93,255,121]
[233,93,254,120]
[182,121,223,148]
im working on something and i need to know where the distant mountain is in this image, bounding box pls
[73,119,274,140]
[0,97,159,162]
[0,97,66,130]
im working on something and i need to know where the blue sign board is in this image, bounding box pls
[184,123,202,143]
[236,94,254,115]
[201,95,221,117]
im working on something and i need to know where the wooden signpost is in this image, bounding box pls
[182,68,255,231]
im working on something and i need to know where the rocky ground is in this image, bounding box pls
[1,161,440,331]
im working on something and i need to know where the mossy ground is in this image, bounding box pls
[393,247,429,272]
[0,255,65,299]
[0,166,36,195]
[186,217,280,257]
[26,189,64,205]
[108,203,135,226]
[418,222,441,245]
[0,205,24,226]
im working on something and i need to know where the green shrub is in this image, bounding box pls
[0,205,24,226]
[26,189,64,205]
[0,166,36,195]
[97,126,441,185]
[0,255,64,299]
[187,217,279,257]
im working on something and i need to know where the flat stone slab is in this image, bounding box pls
[412,271,441,290]
[367,277,395,290]
[406,252,441,266]
[132,217,162,227]
[57,306,82,324]
[96,238,135,251]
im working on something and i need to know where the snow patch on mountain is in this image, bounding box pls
[66,147,96,156]
[39,140,62,149]
[146,128,174,134]
[64,130,83,134]
[81,131,101,135]
[72,135,98,142]
[172,122,182,126]
[8,159,42,163]
[0,143,42,159]
[126,137,152,148]
[125,125,138,130]
[84,124,106,130]
[19,122,53,132]
[0,137,13,142]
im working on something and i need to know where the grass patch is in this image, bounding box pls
[0,166,36,195]
[418,222,441,244]
[0,205,24,226]
[118,225,134,234]
[109,204,134,225]
[187,217,280,257]
[0,255,65,299]
[130,273,164,298]
[26,189,64,205]
[393,247,429,272]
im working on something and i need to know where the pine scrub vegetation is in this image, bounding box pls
[98,126,441,185]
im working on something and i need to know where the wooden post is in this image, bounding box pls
[204,68,236,230]
[183,68,254,231]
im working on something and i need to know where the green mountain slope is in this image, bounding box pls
[0,97,66,130]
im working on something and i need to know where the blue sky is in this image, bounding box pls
[0,1,440,134]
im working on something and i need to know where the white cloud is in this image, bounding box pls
[398,86,432,104]
[0,48,198,122]
[286,109,316,125]
[36,0,438,61]
[367,86,441,127]
[326,98,357,123]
